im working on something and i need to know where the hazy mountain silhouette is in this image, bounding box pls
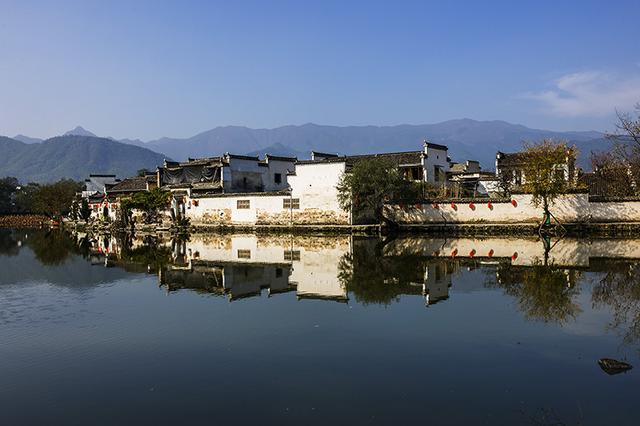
[141,119,608,169]
[63,126,98,137]
[0,135,167,183]
[6,119,611,176]
[13,134,43,144]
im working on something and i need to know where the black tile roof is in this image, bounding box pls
[107,177,148,193]
[297,150,424,166]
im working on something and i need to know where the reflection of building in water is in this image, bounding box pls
[162,261,295,300]
[160,234,350,302]
[423,262,454,306]
[384,236,640,268]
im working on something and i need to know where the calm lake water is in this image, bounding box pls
[1,229,639,425]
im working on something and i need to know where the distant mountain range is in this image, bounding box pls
[2,119,613,182]
[138,119,610,169]
[0,135,167,183]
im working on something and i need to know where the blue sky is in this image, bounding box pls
[1,0,639,140]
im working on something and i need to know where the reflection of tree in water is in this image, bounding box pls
[28,230,89,266]
[592,260,640,346]
[117,233,174,273]
[491,262,582,325]
[0,229,20,256]
[338,238,425,305]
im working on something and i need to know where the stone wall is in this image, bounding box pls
[385,193,640,224]
[186,192,350,226]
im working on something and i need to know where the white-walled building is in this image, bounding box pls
[176,140,458,226]
[81,174,119,199]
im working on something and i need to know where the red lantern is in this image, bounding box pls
[451,248,458,257]
[511,199,518,207]
[468,202,475,210]
[451,202,457,210]
[488,249,494,257]
[512,252,518,261]
[487,201,493,210]
[469,249,476,257]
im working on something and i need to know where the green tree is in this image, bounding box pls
[521,139,576,232]
[31,179,83,220]
[13,182,40,213]
[336,158,420,224]
[119,189,171,225]
[0,177,19,214]
[80,198,92,221]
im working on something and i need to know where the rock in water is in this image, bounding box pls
[598,358,633,375]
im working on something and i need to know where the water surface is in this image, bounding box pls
[1,229,639,425]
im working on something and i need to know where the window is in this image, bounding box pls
[274,173,282,184]
[275,268,283,278]
[283,198,300,209]
[284,250,301,261]
[515,170,523,186]
[237,249,251,259]
[237,199,250,209]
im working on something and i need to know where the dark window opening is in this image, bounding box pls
[237,249,251,259]
[274,173,282,184]
[283,198,300,209]
[284,250,301,261]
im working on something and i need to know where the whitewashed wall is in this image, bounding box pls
[263,158,295,192]
[288,162,350,224]
[185,194,285,225]
[187,161,350,226]
[423,145,449,184]
[385,193,640,224]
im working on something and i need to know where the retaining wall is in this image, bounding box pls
[385,193,640,225]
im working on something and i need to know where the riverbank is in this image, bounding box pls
[70,219,640,237]
[0,215,51,228]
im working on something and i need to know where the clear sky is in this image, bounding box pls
[1,0,639,140]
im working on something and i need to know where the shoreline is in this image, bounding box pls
[11,218,640,237]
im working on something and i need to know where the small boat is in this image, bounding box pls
[598,358,633,375]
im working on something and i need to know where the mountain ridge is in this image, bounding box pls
[7,119,610,171]
[0,135,168,183]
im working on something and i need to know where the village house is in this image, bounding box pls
[157,153,296,219]
[81,174,119,199]
[83,139,488,227]
[495,148,578,188]
[446,160,498,197]
[164,140,478,226]
[88,174,157,220]
[307,140,451,185]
